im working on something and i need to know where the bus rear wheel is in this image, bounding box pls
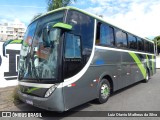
[96,79,111,104]
[143,70,149,83]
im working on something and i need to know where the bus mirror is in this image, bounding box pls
[49,29,59,42]
[42,27,60,47]
[53,23,72,30]
[2,39,22,57]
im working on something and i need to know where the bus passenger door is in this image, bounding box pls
[63,33,85,110]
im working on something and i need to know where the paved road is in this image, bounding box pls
[2,70,160,120]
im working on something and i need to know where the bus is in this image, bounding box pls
[3,6,156,112]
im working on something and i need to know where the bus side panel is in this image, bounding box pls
[63,48,122,110]
[129,53,146,83]
[63,48,155,111]
[122,52,135,86]
[147,54,153,76]
[117,51,144,87]
[140,54,156,78]
[92,48,122,90]
[63,68,98,110]
[150,55,156,75]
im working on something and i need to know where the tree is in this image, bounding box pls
[153,35,160,55]
[47,0,76,11]
[31,0,76,22]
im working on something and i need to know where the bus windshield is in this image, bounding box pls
[19,11,64,81]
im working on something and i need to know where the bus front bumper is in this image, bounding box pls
[18,89,65,112]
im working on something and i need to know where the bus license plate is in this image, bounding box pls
[26,100,33,105]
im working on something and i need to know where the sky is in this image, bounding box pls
[0,0,160,39]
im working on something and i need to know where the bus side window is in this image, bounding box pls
[100,24,115,47]
[100,24,107,45]
[65,33,81,58]
[144,40,149,53]
[96,22,101,45]
[150,43,154,53]
[137,38,143,51]
[128,34,137,50]
[108,27,115,46]
[115,29,128,48]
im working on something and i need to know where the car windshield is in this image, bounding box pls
[19,11,64,81]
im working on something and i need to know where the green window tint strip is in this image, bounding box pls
[10,39,23,44]
[26,87,40,94]
[146,55,149,68]
[152,55,155,74]
[129,52,146,78]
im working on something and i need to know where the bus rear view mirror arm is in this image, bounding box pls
[53,22,72,30]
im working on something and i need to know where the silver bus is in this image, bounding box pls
[3,7,156,112]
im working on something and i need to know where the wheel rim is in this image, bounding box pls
[101,84,110,99]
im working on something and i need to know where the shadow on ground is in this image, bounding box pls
[12,80,147,120]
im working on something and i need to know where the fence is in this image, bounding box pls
[0,42,21,88]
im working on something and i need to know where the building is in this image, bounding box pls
[0,20,26,41]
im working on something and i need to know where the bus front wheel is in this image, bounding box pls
[96,79,111,104]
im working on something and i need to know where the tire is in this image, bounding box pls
[143,70,149,83]
[96,79,111,104]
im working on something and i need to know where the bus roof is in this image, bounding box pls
[32,6,154,44]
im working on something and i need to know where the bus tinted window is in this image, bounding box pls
[108,27,115,46]
[150,43,154,53]
[65,10,94,79]
[100,24,114,46]
[96,23,101,44]
[100,24,107,45]
[115,29,127,48]
[128,34,137,50]
[147,42,150,52]
[137,38,144,51]
[144,40,149,52]
[65,33,81,58]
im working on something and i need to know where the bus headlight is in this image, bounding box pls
[45,85,57,98]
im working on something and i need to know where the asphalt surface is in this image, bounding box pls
[1,69,160,120]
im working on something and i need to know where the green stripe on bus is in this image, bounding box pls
[26,87,40,93]
[129,52,146,78]
[152,55,155,74]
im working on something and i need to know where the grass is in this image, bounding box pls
[12,86,22,105]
